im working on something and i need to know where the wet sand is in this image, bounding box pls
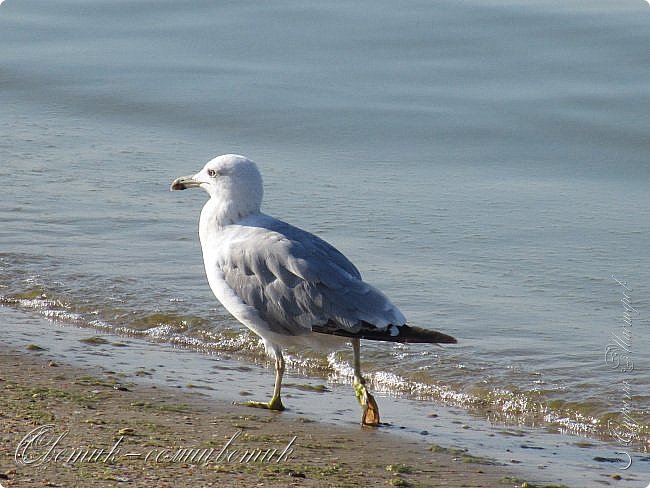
[0,348,545,488]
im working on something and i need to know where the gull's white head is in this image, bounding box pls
[171,154,263,224]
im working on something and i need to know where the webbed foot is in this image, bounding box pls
[241,395,285,411]
[354,381,380,427]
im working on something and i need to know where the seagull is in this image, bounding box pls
[171,154,456,426]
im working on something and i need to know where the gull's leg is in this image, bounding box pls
[267,349,285,411]
[352,338,380,426]
[244,345,285,411]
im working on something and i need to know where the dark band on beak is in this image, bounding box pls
[170,175,198,191]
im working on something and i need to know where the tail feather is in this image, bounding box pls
[312,321,457,344]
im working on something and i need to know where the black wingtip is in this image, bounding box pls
[312,321,457,344]
[395,324,457,344]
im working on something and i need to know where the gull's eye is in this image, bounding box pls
[207,169,217,177]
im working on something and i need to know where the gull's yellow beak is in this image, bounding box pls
[170,174,200,191]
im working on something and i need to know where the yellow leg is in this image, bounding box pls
[243,348,285,411]
[352,338,380,426]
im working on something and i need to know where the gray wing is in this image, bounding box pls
[219,217,406,337]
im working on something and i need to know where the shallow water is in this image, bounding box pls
[1,0,649,482]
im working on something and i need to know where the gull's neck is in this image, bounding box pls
[199,197,259,238]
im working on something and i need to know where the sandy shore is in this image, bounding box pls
[0,347,549,488]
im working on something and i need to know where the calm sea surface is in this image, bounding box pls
[1,0,649,463]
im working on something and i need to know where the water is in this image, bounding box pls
[2,0,649,483]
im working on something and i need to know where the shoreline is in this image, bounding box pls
[2,348,528,488]
[2,308,647,486]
